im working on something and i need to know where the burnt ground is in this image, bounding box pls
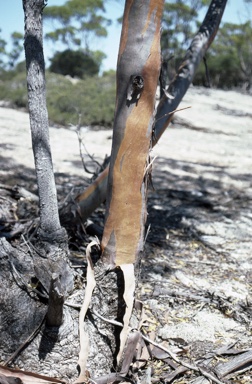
[139,155,252,383]
[0,86,252,383]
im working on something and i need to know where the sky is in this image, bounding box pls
[0,0,251,72]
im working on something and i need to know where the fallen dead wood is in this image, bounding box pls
[215,349,252,379]
[141,333,225,384]
[0,365,66,384]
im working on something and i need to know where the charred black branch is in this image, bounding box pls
[203,56,211,88]
[46,273,64,327]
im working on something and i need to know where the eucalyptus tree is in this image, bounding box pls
[161,0,208,80]
[0,29,7,68]
[43,0,110,49]
[43,0,110,78]
[8,32,23,68]
[211,21,252,90]
[71,0,228,380]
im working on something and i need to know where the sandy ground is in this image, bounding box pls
[0,87,252,381]
[0,105,112,178]
[0,86,251,179]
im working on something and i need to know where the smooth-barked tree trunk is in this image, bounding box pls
[23,0,61,239]
[59,0,228,227]
[74,1,164,382]
[101,0,164,266]
[23,0,73,326]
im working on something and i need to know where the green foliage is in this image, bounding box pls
[15,60,27,74]
[8,32,23,68]
[0,30,23,71]
[46,71,116,126]
[0,29,7,69]
[161,0,207,80]
[161,1,252,90]
[194,20,252,90]
[193,53,242,88]
[49,49,101,78]
[0,70,116,127]
[0,71,27,108]
[215,21,252,89]
[44,0,111,50]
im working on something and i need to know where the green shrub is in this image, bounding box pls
[0,71,27,107]
[193,51,243,89]
[0,70,116,127]
[46,71,116,127]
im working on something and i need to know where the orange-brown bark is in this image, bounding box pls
[101,0,164,266]
[74,0,227,226]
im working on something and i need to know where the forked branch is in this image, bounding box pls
[66,0,228,224]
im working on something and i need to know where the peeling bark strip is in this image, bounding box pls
[23,0,62,237]
[101,0,164,266]
[75,241,98,384]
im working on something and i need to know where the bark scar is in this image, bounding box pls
[126,75,144,105]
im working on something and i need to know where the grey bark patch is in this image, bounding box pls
[0,238,47,359]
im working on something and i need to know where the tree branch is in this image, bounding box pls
[60,0,228,226]
[153,0,228,144]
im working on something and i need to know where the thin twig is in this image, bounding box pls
[141,333,225,384]
[10,259,48,299]
[3,218,30,223]
[65,298,124,328]
[74,114,102,176]
[64,301,82,309]
[92,308,124,328]
[21,232,47,259]
[144,224,151,245]
[143,156,157,178]
[76,128,97,175]
[0,196,14,203]
[141,333,195,369]
[155,106,191,123]
[199,367,226,383]
[21,234,33,255]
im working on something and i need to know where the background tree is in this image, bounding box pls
[0,29,7,69]
[44,0,110,77]
[8,32,23,68]
[193,20,252,90]
[0,31,24,71]
[212,21,252,90]
[43,0,110,49]
[161,0,208,80]
[49,49,100,78]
